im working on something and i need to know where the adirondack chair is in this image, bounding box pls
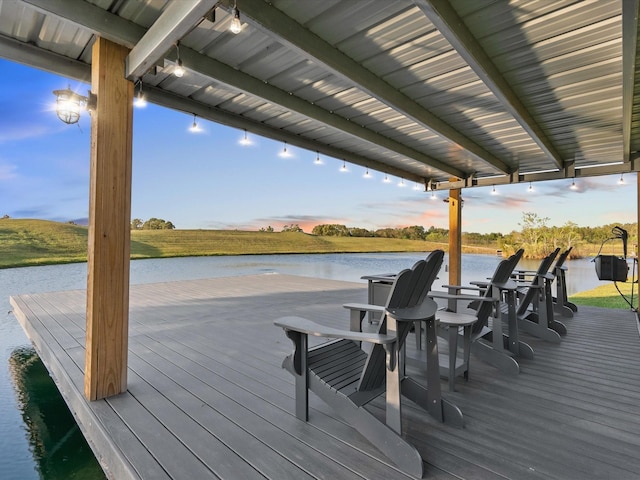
[345,250,444,349]
[429,254,530,380]
[511,248,567,343]
[551,247,578,318]
[466,249,535,362]
[275,253,464,478]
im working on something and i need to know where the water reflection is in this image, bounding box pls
[8,347,105,480]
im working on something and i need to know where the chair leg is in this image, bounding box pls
[282,330,309,421]
[448,326,458,392]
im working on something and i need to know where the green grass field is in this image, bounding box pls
[1,218,633,310]
[0,218,496,269]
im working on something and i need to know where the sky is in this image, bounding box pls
[0,58,636,234]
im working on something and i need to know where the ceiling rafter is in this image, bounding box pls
[125,0,215,80]
[20,0,463,180]
[413,0,564,170]
[622,0,640,162]
[217,0,511,175]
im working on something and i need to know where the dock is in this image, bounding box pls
[10,274,640,479]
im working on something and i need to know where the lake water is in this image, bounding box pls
[0,252,608,479]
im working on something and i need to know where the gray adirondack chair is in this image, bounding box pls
[275,251,462,478]
[511,248,567,343]
[551,247,578,317]
[430,251,531,379]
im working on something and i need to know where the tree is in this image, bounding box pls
[141,218,175,230]
[282,224,303,233]
[131,218,143,230]
[312,224,350,236]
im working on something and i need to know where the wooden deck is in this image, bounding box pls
[10,274,640,479]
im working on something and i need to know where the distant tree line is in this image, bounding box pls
[311,223,452,241]
[131,217,175,230]
[310,215,639,258]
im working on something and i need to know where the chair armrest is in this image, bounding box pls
[492,280,518,291]
[513,269,537,275]
[441,284,484,292]
[343,303,385,314]
[275,316,396,344]
[429,291,496,303]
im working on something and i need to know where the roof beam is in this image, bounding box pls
[218,0,511,174]
[19,0,464,179]
[20,0,142,47]
[413,0,564,170]
[0,33,91,82]
[622,0,640,162]
[125,0,215,80]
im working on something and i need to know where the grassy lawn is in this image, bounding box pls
[0,218,496,269]
[570,282,639,310]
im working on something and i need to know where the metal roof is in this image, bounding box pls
[1,0,638,191]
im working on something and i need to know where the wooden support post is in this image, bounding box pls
[85,37,133,401]
[448,187,462,311]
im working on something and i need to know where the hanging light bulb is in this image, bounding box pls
[618,173,625,184]
[383,173,391,183]
[340,160,348,172]
[528,182,533,192]
[314,151,322,165]
[239,129,251,145]
[413,182,421,191]
[134,80,147,108]
[398,178,406,187]
[278,141,291,158]
[174,42,185,77]
[491,185,497,195]
[189,114,201,133]
[363,167,372,179]
[570,179,578,190]
[230,5,242,34]
[430,190,437,200]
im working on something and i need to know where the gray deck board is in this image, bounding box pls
[10,273,640,479]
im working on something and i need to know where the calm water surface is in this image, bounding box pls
[0,253,608,479]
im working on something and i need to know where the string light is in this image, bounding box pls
[239,129,252,145]
[314,151,323,165]
[398,178,406,187]
[528,182,533,192]
[188,114,201,133]
[340,160,348,172]
[491,185,497,195]
[174,42,185,77]
[279,141,291,158]
[430,190,437,200]
[133,80,147,108]
[383,173,391,183]
[363,167,372,178]
[230,4,242,34]
[570,179,578,190]
[618,173,625,184]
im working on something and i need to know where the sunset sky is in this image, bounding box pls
[0,58,636,234]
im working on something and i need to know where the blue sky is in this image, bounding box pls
[0,58,636,234]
